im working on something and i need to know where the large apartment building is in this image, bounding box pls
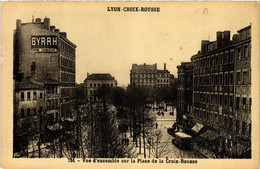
[177,25,251,158]
[13,17,77,157]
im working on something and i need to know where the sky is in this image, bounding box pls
[2,2,257,87]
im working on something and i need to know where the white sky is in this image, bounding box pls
[2,2,257,87]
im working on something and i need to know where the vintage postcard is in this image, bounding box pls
[1,1,259,169]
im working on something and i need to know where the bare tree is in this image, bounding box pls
[149,129,169,158]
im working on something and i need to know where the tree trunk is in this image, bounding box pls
[142,107,146,158]
[38,113,41,158]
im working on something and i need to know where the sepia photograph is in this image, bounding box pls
[1,1,259,169]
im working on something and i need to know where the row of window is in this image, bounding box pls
[133,79,155,83]
[178,74,192,85]
[157,79,169,83]
[194,44,250,69]
[194,69,250,86]
[46,99,60,109]
[134,84,169,87]
[194,50,235,69]
[61,56,75,69]
[46,85,59,95]
[60,40,75,56]
[20,91,43,101]
[132,78,169,83]
[177,90,192,101]
[61,72,75,83]
[131,73,170,78]
[89,83,114,88]
[194,92,251,110]
[177,102,191,113]
[20,107,43,118]
[46,111,59,125]
[131,70,156,74]
[194,72,233,86]
[61,88,75,98]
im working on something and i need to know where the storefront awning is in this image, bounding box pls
[175,132,192,139]
[192,123,204,133]
[46,110,57,115]
[47,123,63,131]
[200,130,219,141]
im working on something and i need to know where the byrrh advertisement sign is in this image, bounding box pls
[31,35,58,52]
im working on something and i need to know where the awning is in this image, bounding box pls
[192,123,204,133]
[47,123,63,131]
[46,110,57,115]
[61,116,76,122]
[175,132,192,139]
[200,130,219,141]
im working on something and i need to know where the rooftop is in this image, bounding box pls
[15,80,44,90]
[132,63,157,70]
[157,69,169,73]
[85,73,116,81]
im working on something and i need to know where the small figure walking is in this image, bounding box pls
[72,151,76,162]
[155,122,158,129]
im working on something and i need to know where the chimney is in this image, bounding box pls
[217,31,223,41]
[60,32,67,38]
[35,18,41,23]
[164,63,166,70]
[155,63,157,68]
[54,29,60,33]
[50,26,55,32]
[16,19,21,29]
[16,72,24,82]
[132,64,137,68]
[201,40,210,53]
[43,17,50,30]
[223,31,230,40]
[232,34,239,42]
[87,73,89,77]
[32,15,34,23]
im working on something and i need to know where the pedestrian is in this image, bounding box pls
[162,112,164,116]
[72,151,76,162]
[156,122,158,129]
[126,138,129,145]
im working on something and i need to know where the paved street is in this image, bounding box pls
[153,107,199,158]
[131,106,200,159]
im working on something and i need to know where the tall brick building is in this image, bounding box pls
[13,17,77,157]
[177,25,251,158]
[14,17,76,120]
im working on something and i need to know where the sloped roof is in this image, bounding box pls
[85,73,115,81]
[15,81,44,90]
[132,64,157,70]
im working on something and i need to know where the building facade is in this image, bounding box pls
[130,63,173,87]
[13,17,76,121]
[84,73,118,102]
[176,62,193,130]
[177,25,251,158]
[13,17,77,157]
[13,80,45,156]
